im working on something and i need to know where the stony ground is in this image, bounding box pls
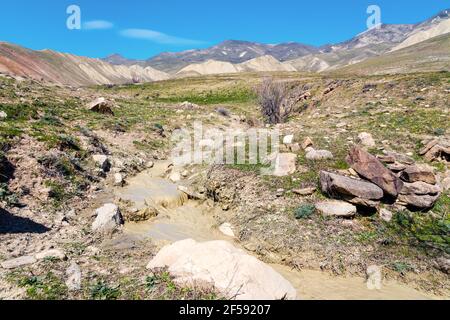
[0,71,448,299]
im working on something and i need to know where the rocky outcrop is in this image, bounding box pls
[346,147,403,198]
[146,239,297,300]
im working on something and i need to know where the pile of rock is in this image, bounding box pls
[319,147,442,215]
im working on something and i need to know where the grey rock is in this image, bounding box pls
[92,203,123,232]
[1,256,37,269]
[320,171,384,200]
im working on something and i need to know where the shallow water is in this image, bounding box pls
[116,163,443,300]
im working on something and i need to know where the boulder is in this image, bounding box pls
[346,147,403,198]
[0,111,7,120]
[357,132,376,148]
[92,154,111,172]
[400,181,441,196]
[400,165,437,185]
[146,239,297,300]
[306,149,333,161]
[92,203,123,232]
[397,194,440,209]
[273,153,297,177]
[87,97,114,115]
[1,256,37,269]
[320,171,383,200]
[315,200,357,218]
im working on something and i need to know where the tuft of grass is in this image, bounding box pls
[90,281,121,300]
[17,273,68,300]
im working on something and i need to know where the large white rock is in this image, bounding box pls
[315,200,357,217]
[146,239,297,300]
[273,153,297,177]
[91,203,123,232]
[0,111,7,120]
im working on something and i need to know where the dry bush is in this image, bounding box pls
[255,78,304,124]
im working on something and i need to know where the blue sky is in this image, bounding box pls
[0,0,448,59]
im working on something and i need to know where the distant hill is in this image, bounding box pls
[334,33,450,75]
[0,43,169,86]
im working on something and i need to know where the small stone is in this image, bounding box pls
[0,111,7,120]
[272,153,297,177]
[283,135,294,145]
[146,161,155,169]
[379,208,393,222]
[66,262,82,291]
[35,249,66,261]
[357,132,376,148]
[366,265,382,290]
[92,154,111,172]
[290,143,301,153]
[292,187,316,196]
[315,200,357,218]
[114,173,124,186]
[219,223,235,238]
[387,162,406,172]
[306,149,333,161]
[301,137,314,150]
[1,256,37,269]
[169,171,181,183]
[92,203,123,232]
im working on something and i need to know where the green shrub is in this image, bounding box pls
[294,204,316,219]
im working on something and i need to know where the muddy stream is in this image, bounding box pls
[113,161,440,300]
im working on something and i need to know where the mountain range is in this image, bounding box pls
[0,9,449,86]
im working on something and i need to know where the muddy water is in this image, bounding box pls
[115,162,441,300]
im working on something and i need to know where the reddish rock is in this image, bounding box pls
[346,147,403,198]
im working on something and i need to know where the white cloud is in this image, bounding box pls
[120,28,205,45]
[83,20,114,30]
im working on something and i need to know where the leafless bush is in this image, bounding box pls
[255,78,303,124]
